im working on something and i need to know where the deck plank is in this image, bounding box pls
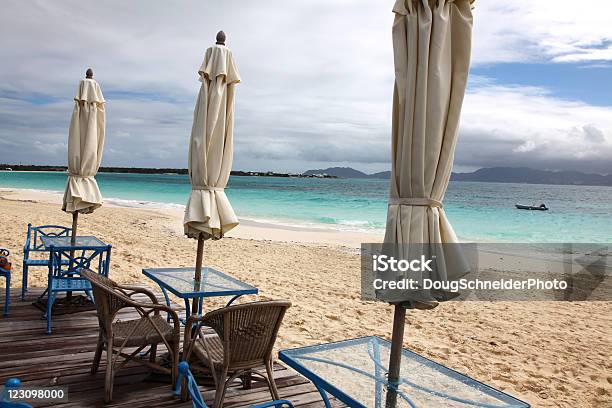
[0,288,338,407]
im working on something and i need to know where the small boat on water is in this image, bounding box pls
[516,203,548,211]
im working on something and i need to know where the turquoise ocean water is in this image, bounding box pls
[1,171,611,243]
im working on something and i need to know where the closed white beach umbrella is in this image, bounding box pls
[184,31,240,290]
[384,0,474,399]
[62,69,105,238]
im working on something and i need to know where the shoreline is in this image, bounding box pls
[0,187,383,248]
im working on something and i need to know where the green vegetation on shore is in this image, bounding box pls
[0,164,337,178]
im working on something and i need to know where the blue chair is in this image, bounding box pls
[0,378,33,408]
[174,362,207,408]
[174,362,294,408]
[0,248,11,317]
[22,224,71,300]
[250,401,294,408]
[45,244,111,334]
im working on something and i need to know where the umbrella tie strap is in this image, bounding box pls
[68,173,95,179]
[388,197,443,208]
[192,186,225,191]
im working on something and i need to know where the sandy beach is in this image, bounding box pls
[0,188,610,407]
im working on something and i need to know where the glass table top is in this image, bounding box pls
[41,235,108,249]
[280,336,530,408]
[142,267,258,299]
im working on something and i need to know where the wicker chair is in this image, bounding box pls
[183,300,291,408]
[81,269,181,403]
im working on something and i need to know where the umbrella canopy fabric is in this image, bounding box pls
[383,0,474,303]
[62,78,105,214]
[184,44,240,240]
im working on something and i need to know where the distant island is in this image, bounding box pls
[0,164,337,179]
[3,164,612,186]
[302,166,612,187]
[303,167,391,179]
[451,167,612,186]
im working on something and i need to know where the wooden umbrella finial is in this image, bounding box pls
[86,68,93,79]
[216,31,226,45]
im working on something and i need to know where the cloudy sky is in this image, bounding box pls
[1,0,611,174]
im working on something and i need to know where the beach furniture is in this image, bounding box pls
[174,362,207,408]
[174,361,294,408]
[43,236,111,333]
[181,300,291,408]
[279,336,530,408]
[22,224,71,300]
[0,248,11,316]
[250,401,294,408]
[142,267,257,323]
[82,269,181,403]
[0,378,33,408]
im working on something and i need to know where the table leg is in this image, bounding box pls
[198,297,204,315]
[159,287,172,322]
[313,383,332,408]
[374,340,382,408]
[183,299,191,325]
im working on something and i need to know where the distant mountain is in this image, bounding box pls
[303,166,612,186]
[303,167,392,179]
[368,171,391,179]
[303,167,368,178]
[451,167,612,186]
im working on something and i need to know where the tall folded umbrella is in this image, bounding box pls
[384,0,474,403]
[184,31,240,312]
[62,69,105,241]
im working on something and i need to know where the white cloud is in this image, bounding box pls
[458,83,612,173]
[472,1,612,64]
[0,0,611,173]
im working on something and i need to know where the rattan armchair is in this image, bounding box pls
[81,269,181,403]
[183,300,291,408]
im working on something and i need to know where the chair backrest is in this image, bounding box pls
[26,224,72,251]
[202,301,291,369]
[81,269,131,335]
[48,245,111,279]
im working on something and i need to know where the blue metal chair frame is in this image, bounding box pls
[22,224,71,300]
[250,400,295,408]
[174,362,207,408]
[173,362,294,408]
[45,243,111,334]
[0,378,33,408]
[0,248,11,317]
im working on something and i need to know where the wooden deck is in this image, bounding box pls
[0,287,340,408]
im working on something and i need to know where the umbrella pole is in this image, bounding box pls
[71,212,78,244]
[67,211,79,301]
[385,304,406,408]
[193,233,205,316]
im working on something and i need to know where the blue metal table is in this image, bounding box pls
[38,236,110,292]
[279,336,530,408]
[40,235,108,249]
[142,267,258,322]
[38,235,111,333]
